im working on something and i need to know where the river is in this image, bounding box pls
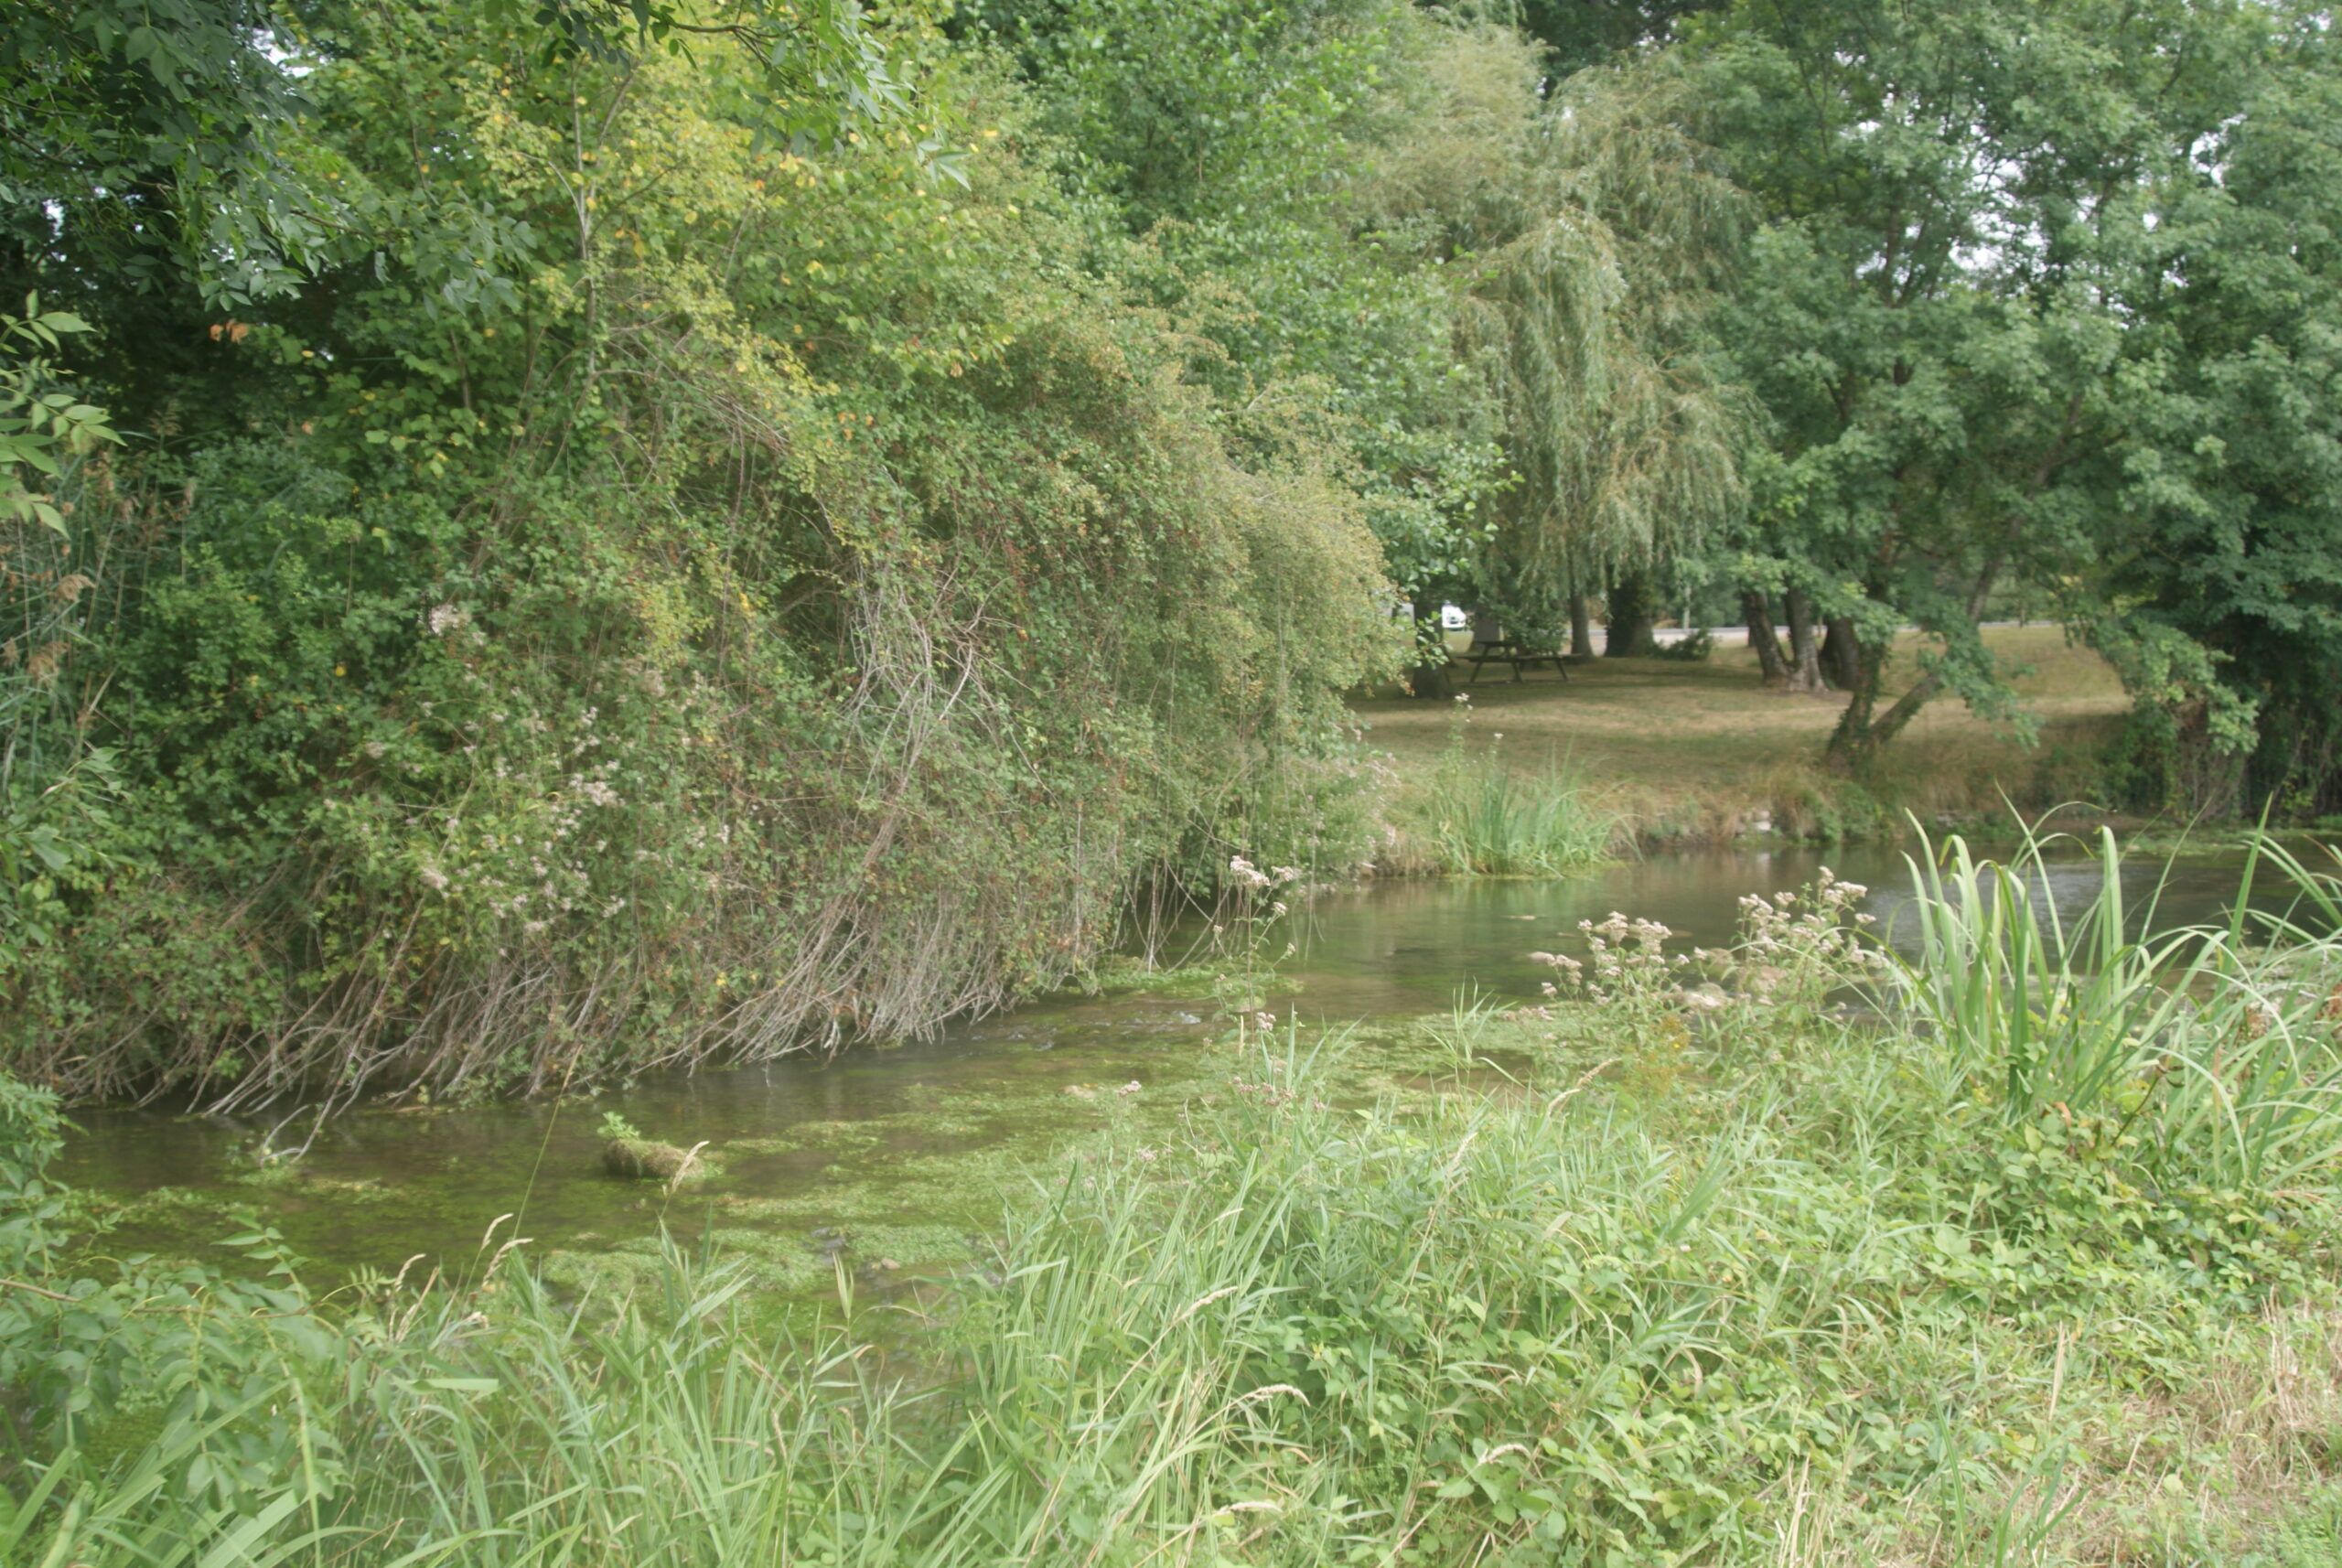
[55,841,2271,1293]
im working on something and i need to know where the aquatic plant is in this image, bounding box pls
[1409,696,1616,875]
[1887,825,2342,1189]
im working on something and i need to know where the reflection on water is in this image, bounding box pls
[57,843,2272,1280]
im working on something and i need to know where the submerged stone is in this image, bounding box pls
[603,1137,709,1181]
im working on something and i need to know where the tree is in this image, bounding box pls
[970,2,1518,693]
[2074,9,2342,815]
[0,1,326,310]
[1510,0,1724,74]
[0,0,931,403]
[1688,0,2268,768]
[1681,0,2342,804]
[1363,30,1746,663]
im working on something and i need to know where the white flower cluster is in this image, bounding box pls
[1227,856,1302,891]
[1731,868,1889,1001]
[1531,912,1688,1007]
[1518,871,1895,1036]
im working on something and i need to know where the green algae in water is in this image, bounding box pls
[57,1012,1711,1305]
[68,1016,1580,1299]
[1072,951,1303,1004]
[59,849,2268,1306]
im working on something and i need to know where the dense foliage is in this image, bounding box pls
[5,0,2342,1106]
[1682,0,2342,796]
[0,1,1431,1105]
[11,5,2342,1560]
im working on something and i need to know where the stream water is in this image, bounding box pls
[57,843,2270,1292]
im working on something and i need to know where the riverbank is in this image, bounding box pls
[1360,625,2132,858]
[59,845,1948,1288]
[16,834,2342,1563]
[0,627,2155,1112]
[53,842,2289,1287]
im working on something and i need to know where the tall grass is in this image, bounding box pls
[1394,698,1617,877]
[13,833,2342,1564]
[1886,825,2342,1188]
[25,1042,1830,1565]
[1417,761,1615,875]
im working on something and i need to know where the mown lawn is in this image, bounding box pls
[1358,626,2131,844]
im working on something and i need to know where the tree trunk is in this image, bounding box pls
[1744,590,1789,686]
[1820,617,1862,691]
[1568,593,1594,660]
[1783,589,1823,693]
[2173,699,2247,817]
[1408,602,1451,699]
[1605,570,1660,658]
[1826,637,1897,770]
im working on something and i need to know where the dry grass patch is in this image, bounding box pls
[2012,1302,2342,1565]
[1355,627,2130,846]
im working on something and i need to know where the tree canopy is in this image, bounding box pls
[1684,0,2342,797]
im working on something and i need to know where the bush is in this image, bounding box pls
[1653,625,1714,660]
[0,24,1402,1109]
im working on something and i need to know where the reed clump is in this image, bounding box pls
[1397,694,1618,875]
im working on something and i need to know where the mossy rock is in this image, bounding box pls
[602,1137,711,1181]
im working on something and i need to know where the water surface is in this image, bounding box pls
[58,843,2269,1286]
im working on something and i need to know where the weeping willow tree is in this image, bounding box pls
[1370,29,1748,652]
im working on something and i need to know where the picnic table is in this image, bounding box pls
[1459,618,1569,684]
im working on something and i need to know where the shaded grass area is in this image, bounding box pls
[1359,626,2129,850]
[10,833,2342,1564]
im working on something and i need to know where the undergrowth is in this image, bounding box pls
[6,832,2342,1563]
[1396,694,1617,875]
